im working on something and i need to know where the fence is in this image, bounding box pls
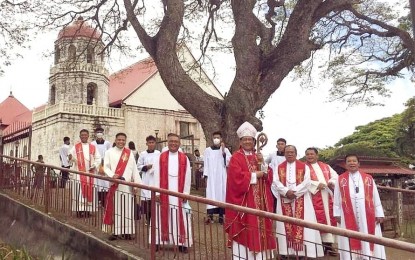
[0,155,414,260]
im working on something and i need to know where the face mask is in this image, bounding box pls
[213,138,221,145]
[96,133,104,138]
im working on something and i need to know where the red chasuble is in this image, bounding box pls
[159,151,188,243]
[225,148,276,253]
[278,160,305,251]
[75,142,96,202]
[103,148,131,225]
[338,172,375,252]
[306,161,337,227]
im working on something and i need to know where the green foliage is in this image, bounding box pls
[396,97,415,159]
[335,113,402,154]
[320,98,415,163]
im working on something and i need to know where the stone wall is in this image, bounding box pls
[0,193,140,259]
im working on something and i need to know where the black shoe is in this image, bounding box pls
[178,246,188,253]
[121,234,133,240]
[108,235,118,241]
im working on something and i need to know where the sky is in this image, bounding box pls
[0,16,414,158]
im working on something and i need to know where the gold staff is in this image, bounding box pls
[256,132,268,251]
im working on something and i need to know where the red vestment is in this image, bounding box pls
[159,151,188,243]
[225,148,276,253]
[306,161,337,227]
[338,172,375,251]
[75,142,96,202]
[278,160,305,251]
[103,148,131,225]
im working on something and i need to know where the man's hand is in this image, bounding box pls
[113,174,120,179]
[286,190,296,200]
[155,195,160,202]
[256,152,264,163]
[317,183,326,191]
[376,217,384,224]
[255,171,264,179]
[328,182,335,190]
[335,216,341,224]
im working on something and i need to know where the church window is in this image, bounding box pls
[179,121,190,137]
[87,83,97,105]
[50,85,56,105]
[87,47,94,64]
[54,45,60,64]
[68,45,76,61]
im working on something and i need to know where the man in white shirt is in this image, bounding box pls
[203,131,231,224]
[59,136,71,188]
[137,135,160,223]
[91,127,112,208]
[265,137,287,172]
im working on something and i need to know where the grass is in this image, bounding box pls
[0,243,33,260]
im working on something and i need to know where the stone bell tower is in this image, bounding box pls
[49,17,109,107]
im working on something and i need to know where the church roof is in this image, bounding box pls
[331,156,415,176]
[0,92,30,126]
[57,17,101,41]
[3,109,33,135]
[109,57,158,106]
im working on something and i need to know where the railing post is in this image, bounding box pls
[395,178,403,227]
[45,166,50,213]
[150,190,156,260]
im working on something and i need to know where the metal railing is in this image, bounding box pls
[1,155,414,260]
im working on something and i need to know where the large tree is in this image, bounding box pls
[12,0,415,149]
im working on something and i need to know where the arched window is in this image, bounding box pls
[9,149,14,157]
[68,45,76,61]
[50,85,56,105]
[87,47,94,64]
[54,45,60,64]
[87,83,97,105]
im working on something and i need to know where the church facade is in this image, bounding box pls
[1,17,222,166]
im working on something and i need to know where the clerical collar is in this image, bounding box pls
[95,139,105,144]
[277,151,284,156]
[243,149,253,155]
[147,150,155,153]
[211,146,220,150]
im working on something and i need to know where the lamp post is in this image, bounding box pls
[154,129,159,151]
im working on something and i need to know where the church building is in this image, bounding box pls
[0,17,222,166]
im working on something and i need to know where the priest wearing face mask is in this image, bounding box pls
[203,131,232,224]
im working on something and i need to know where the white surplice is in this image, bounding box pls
[137,149,161,200]
[69,142,101,212]
[308,162,338,243]
[103,147,142,235]
[203,146,231,209]
[271,162,324,258]
[150,151,193,247]
[333,171,386,260]
[91,140,112,191]
[265,151,286,173]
